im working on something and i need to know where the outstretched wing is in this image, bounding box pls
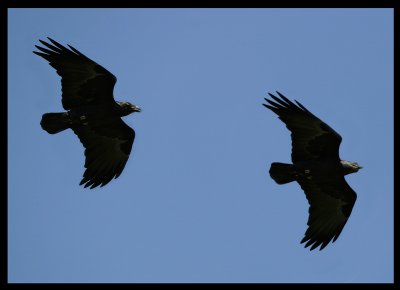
[297,176,357,251]
[71,119,135,189]
[263,92,342,163]
[33,37,117,110]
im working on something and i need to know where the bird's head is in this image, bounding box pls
[340,160,362,175]
[117,101,141,116]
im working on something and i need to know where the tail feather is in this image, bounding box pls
[40,112,70,134]
[269,162,296,184]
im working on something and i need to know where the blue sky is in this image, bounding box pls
[8,8,393,283]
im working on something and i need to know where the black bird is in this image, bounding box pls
[263,92,361,251]
[34,37,141,189]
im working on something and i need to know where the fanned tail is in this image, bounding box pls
[269,162,296,184]
[40,112,70,134]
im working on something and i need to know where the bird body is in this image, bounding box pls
[270,159,359,185]
[263,92,361,251]
[41,101,140,134]
[34,37,141,189]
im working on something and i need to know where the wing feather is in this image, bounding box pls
[33,37,117,110]
[71,119,135,189]
[263,92,342,162]
[297,176,357,251]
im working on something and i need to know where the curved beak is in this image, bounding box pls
[132,105,141,112]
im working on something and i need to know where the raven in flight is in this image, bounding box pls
[263,92,361,251]
[34,38,141,189]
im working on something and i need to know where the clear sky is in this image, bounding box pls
[8,8,393,283]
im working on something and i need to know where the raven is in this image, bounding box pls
[263,92,361,251]
[34,38,141,189]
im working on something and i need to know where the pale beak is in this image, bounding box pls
[132,105,141,112]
